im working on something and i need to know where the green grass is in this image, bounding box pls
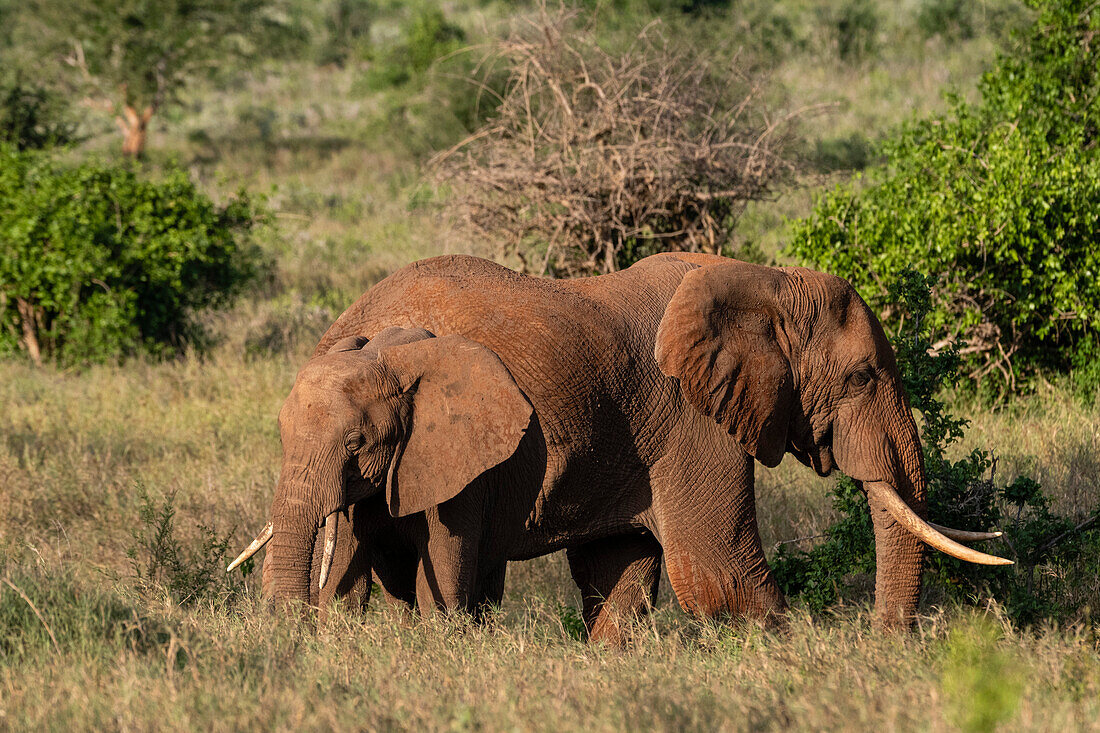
[2,552,1098,730]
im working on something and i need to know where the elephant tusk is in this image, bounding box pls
[226,522,273,572]
[318,511,338,591]
[867,483,1014,566]
[927,522,1002,543]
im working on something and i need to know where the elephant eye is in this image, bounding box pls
[848,368,874,388]
[344,431,366,453]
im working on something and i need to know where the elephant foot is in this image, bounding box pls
[566,533,663,646]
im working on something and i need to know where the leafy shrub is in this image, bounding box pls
[318,0,374,66]
[773,270,1100,624]
[916,0,976,41]
[0,145,263,365]
[788,0,1100,390]
[127,486,242,605]
[810,131,875,172]
[369,8,466,88]
[827,0,879,62]
[0,75,76,150]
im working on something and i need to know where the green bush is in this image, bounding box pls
[0,75,76,150]
[788,0,1100,390]
[772,270,1100,624]
[0,146,263,365]
[318,0,374,66]
[916,0,975,41]
[828,0,879,62]
[127,486,242,606]
[369,8,466,88]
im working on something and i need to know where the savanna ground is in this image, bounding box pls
[2,1,1099,729]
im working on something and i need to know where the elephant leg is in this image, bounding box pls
[567,533,663,645]
[472,563,507,620]
[360,501,418,613]
[654,445,786,624]
[371,546,418,612]
[413,496,485,615]
[415,552,478,614]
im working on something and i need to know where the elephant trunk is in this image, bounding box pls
[267,519,318,607]
[265,466,343,609]
[866,406,927,629]
[863,386,1012,629]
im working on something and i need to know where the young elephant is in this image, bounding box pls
[230,253,1008,639]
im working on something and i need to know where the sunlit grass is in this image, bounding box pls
[2,540,1097,731]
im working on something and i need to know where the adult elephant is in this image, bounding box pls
[229,253,1008,639]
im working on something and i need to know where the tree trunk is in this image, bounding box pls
[116,105,154,158]
[15,298,42,366]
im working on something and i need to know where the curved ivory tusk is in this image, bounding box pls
[318,511,338,591]
[226,522,273,572]
[927,522,1003,543]
[867,483,1014,566]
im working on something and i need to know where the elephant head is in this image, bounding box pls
[654,261,1009,626]
[228,326,533,607]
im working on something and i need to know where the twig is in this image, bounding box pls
[1,575,59,654]
[772,533,828,553]
[1037,514,1100,556]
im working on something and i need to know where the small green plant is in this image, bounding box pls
[0,145,263,365]
[939,615,1023,732]
[556,603,586,641]
[127,485,241,605]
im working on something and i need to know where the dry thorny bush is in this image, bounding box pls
[434,8,798,277]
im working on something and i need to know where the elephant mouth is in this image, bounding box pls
[788,429,835,477]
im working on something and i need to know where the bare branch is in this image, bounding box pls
[434,8,797,276]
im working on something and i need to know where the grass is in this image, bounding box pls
[2,298,1098,730]
[3,0,1098,728]
[2,550,1098,730]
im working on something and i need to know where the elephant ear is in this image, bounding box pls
[380,334,533,517]
[327,335,370,353]
[327,326,436,356]
[654,262,794,467]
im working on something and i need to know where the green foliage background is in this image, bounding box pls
[0,145,262,364]
[788,0,1100,388]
